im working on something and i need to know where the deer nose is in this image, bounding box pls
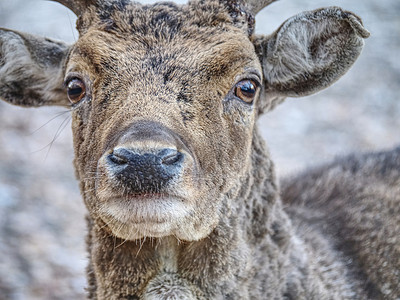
[106,147,184,194]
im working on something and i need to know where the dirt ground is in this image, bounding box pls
[0,0,399,299]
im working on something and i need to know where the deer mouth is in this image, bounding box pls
[111,192,179,202]
[97,192,192,239]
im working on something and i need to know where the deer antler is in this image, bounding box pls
[222,0,277,15]
[50,0,96,16]
[245,0,277,15]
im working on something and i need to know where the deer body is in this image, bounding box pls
[0,0,398,299]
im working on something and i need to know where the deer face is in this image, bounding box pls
[69,2,262,240]
[0,0,369,241]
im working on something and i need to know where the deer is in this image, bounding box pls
[0,0,399,299]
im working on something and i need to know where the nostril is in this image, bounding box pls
[108,153,128,165]
[108,149,130,165]
[159,149,183,166]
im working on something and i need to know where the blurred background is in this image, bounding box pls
[0,0,399,299]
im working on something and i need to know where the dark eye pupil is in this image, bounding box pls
[240,82,256,95]
[68,87,83,96]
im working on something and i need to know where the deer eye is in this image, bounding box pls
[67,78,86,104]
[234,79,258,104]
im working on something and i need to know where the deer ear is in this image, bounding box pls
[0,29,71,107]
[254,7,370,113]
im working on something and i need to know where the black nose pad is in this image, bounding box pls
[107,148,184,194]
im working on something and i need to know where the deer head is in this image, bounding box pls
[0,0,369,242]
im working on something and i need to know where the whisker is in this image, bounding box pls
[29,110,71,135]
[29,115,71,159]
[115,225,134,249]
[136,236,146,257]
[66,9,77,42]
[45,115,71,160]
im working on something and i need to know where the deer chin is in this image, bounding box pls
[97,194,214,241]
[97,194,188,239]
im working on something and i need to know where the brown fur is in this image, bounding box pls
[0,0,398,299]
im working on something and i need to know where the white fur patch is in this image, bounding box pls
[143,273,197,300]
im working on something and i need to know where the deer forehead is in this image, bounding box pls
[68,29,259,77]
[67,1,258,76]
